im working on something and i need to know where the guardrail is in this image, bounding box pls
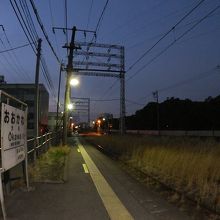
[27,130,62,162]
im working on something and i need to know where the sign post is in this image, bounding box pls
[0,90,28,220]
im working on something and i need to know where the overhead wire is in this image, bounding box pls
[126,0,206,73]
[86,0,94,29]
[0,38,24,81]
[0,42,31,53]
[99,0,207,101]
[95,0,109,35]
[1,28,32,81]
[131,66,220,108]
[29,0,61,63]
[19,0,38,44]
[20,0,57,97]
[48,0,61,58]
[10,0,57,100]
[9,0,37,53]
[126,5,220,82]
[64,0,68,45]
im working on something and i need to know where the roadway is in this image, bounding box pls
[1,136,190,220]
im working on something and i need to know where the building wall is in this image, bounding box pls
[0,83,49,137]
[48,112,63,131]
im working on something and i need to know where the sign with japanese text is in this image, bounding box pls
[1,103,27,171]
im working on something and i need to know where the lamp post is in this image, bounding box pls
[63,26,77,145]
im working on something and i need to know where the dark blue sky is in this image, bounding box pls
[0,0,220,121]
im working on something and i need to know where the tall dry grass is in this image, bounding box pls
[86,135,220,211]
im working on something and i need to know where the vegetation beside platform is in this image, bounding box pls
[85,135,220,214]
[29,146,70,183]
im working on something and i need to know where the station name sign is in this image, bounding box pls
[1,103,27,171]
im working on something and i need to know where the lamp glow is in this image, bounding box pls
[67,103,73,110]
[70,78,79,86]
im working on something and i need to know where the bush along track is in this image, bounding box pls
[84,135,220,218]
[29,146,70,183]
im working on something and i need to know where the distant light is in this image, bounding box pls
[61,111,64,114]
[92,121,95,124]
[97,120,101,124]
[67,103,73,110]
[103,118,105,121]
[69,117,73,119]
[70,78,79,86]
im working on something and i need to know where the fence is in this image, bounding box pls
[27,130,62,162]
[112,129,220,137]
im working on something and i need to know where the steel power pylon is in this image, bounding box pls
[73,41,126,134]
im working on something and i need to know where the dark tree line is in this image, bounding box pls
[113,96,220,130]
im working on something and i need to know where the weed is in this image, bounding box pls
[29,146,70,182]
[86,135,220,213]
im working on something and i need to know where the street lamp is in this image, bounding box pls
[67,103,74,110]
[97,120,101,127]
[70,78,79,87]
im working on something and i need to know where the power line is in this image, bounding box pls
[158,67,218,93]
[99,0,206,100]
[29,0,61,63]
[126,5,220,82]
[86,0,94,29]
[10,0,57,98]
[19,0,39,44]
[1,28,32,81]
[0,42,31,54]
[9,0,37,53]
[48,0,61,58]
[133,66,220,106]
[95,0,109,35]
[91,98,119,102]
[125,99,145,106]
[126,0,206,73]
[20,0,56,95]
[64,0,68,45]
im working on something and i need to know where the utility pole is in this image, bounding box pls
[88,98,90,126]
[56,63,64,130]
[153,90,160,134]
[63,26,77,145]
[120,47,126,134]
[34,38,42,138]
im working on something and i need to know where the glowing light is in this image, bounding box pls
[67,103,73,110]
[70,78,79,86]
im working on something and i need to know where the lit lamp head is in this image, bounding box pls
[70,78,79,87]
[67,103,73,110]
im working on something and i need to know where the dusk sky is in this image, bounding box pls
[0,0,220,121]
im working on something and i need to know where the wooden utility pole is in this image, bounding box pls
[34,38,42,138]
[153,90,160,133]
[63,26,76,145]
[56,63,64,130]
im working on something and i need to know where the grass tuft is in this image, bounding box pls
[29,145,70,182]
